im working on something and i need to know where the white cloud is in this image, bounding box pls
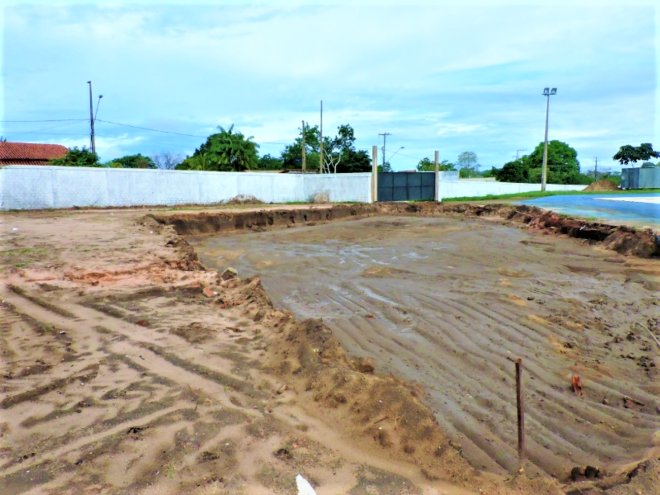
[49,134,146,162]
[3,2,656,171]
[434,123,485,137]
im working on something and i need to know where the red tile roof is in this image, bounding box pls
[0,141,69,164]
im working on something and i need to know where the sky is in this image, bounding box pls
[1,0,658,172]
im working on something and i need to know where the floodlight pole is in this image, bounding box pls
[541,87,557,192]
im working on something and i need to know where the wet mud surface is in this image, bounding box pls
[191,215,659,480]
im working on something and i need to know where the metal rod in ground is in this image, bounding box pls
[515,358,525,471]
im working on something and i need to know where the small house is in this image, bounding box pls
[0,141,68,166]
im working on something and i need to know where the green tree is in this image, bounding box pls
[319,124,371,173]
[177,125,259,171]
[457,151,477,168]
[257,153,283,170]
[613,143,659,165]
[416,157,456,171]
[337,148,371,173]
[496,141,582,184]
[378,161,392,173]
[457,151,480,178]
[495,158,530,182]
[152,152,183,170]
[281,124,320,170]
[528,140,580,183]
[106,153,156,169]
[50,147,100,167]
[281,123,369,173]
[481,167,499,178]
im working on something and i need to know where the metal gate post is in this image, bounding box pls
[434,150,440,202]
[372,145,378,203]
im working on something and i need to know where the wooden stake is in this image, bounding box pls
[515,358,525,471]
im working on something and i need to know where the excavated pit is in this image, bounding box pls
[151,203,659,258]
[152,204,659,483]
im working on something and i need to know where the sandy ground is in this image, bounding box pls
[1,206,658,495]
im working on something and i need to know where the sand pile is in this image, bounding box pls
[584,180,619,191]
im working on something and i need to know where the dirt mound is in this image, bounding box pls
[564,458,660,494]
[584,180,619,191]
[518,209,659,257]
[225,194,264,204]
[269,315,477,483]
[150,204,374,236]
[215,276,564,493]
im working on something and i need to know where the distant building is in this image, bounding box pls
[0,141,68,165]
[621,165,660,189]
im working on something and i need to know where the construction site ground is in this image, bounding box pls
[1,203,657,495]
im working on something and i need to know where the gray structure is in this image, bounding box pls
[621,166,660,189]
[378,172,435,201]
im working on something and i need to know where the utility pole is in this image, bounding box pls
[301,120,306,172]
[594,157,598,180]
[378,132,391,169]
[319,100,324,174]
[87,81,96,154]
[541,87,557,191]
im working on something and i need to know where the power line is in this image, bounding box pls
[7,131,88,136]
[96,119,206,138]
[3,117,318,149]
[0,118,86,123]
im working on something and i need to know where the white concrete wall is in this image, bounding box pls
[437,177,584,200]
[0,165,588,210]
[0,166,372,210]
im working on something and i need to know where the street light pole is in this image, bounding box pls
[94,94,103,122]
[541,87,557,191]
[87,81,97,155]
[388,146,404,169]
